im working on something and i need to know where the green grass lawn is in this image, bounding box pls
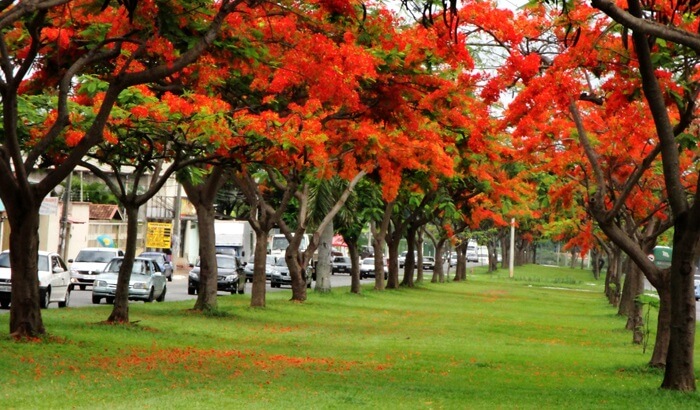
[1,264,699,409]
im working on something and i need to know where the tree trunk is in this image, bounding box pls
[416,230,425,282]
[661,227,696,391]
[347,241,361,294]
[8,203,44,338]
[453,242,467,282]
[620,262,646,343]
[402,227,418,285]
[286,245,308,301]
[369,202,393,291]
[604,247,622,306]
[372,235,386,291]
[250,228,269,307]
[181,171,227,312]
[107,205,140,323]
[432,239,446,283]
[386,233,401,289]
[192,203,218,311]
[650,281,671,367]
[487,239,498,272]
[314,221,333,293]
[618,257,638,319]
[591,249,602,280]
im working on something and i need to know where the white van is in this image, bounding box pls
[69,247,124,290]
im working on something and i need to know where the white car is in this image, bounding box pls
[422,256,436,270]
[0,250,72,309]
[92,257,167,304]
[359,258,388,279]
[69,247,124,290]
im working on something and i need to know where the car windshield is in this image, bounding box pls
[274,258,287,267]
[104,259,150,275]
[362,258,373,264]
[0,252,49,271]
[140,253,164,263]
[271,237,289,251]
[216,256,237,269]
[335,257,350,263]
[75,250,115,263]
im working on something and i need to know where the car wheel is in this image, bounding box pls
[188,288,196,295]
[106,297,115,304]
[40,288,50,309]
[58,288,70,308]
[146,287,155,303]
[156,286,166,302]
[92,295,101,304]
[0,297,9,308]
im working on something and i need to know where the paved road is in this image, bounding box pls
[0,262,463,312]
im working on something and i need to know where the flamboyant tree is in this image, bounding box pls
[583,0,700,391]
[482,0,699,390]
[75,85,232,322]
[0,0,239,338]
[220,1,480,301]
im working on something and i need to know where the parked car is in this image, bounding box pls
[422,256,436,270]
[69,247,125,290]
[466,250,478,263]
[244,255,278,282]
[92,257,167,304]
[188,254,244,295]
[359,257,388,280]
[695,275,700,301]
[270,258,312,288]
[449,254,457,267]
[0,250,71,309]
[331,256,352,275]
[138,251,173,281]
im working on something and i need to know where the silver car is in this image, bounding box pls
[92,257,167,304]
[270,258,312,288]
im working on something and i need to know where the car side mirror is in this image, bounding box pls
[68,259,74,263]
[53,267,65,273]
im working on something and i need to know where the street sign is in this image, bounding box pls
[653,246,672,269]
[146,222,172,249]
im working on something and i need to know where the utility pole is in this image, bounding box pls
[58,173,72,261]
[509,217,515,278]
[171,183,182,258]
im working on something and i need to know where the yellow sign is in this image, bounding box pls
[146,222,172,249]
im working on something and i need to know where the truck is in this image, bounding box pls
[268,233,310,258]
[214,220,255,260]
